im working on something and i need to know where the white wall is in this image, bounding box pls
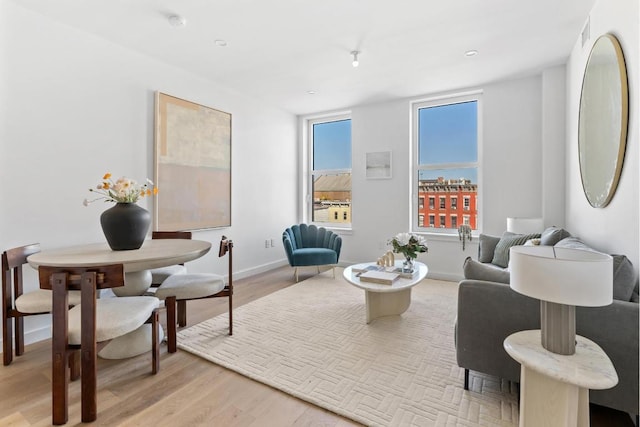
[566,0,639,268]
[335,74,548,280]
[0,3,298,345]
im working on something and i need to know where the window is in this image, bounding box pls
[413,94,480,233]
[419,197,424,209]
[308,115,352,227]
[429,215,435,227]
[418,215,424,227]
[439,215,446,228]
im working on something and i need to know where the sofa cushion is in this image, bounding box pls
[540,226,571,246]
[491,232,541,268]
[478,234,500,263]
[463,257,510,284]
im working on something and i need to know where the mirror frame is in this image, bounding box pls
[578,33,629,208]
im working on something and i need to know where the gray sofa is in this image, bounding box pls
[456,228,639,418]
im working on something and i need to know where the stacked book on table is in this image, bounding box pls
[353,265,417,285]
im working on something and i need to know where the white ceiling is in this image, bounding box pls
[15,0,595,115]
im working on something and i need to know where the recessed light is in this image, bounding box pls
[214,39,227,47]
[465,50,478,57]
[307,90,316,95]
[168,14,186,28]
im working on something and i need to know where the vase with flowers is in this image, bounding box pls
[84,173,158,251]
[388,232,428,273]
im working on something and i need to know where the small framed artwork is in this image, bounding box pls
[365,151,392,179]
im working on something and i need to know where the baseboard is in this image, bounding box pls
[0,324,52,351]
[426,271,462,282]
[233,259,290,280]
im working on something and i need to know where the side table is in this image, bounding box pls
[504,330,618,427]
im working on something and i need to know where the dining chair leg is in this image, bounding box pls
[166,296,177,353]
[15,316,24,356]
[80,272,98,423]
[69,350,80,381]
[2,315,12,366]
[228,293,233,336]
[151,309,159,374]
[51,273,70,425]
[177,300,187,327]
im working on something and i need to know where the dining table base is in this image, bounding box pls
[112,270,152,296]
[98,323,165,359]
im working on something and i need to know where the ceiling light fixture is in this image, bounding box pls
[465,49,478,57]
[307,90,316,95]
[168,14,186,28]
[351,50,360,67]
[214,39,227,47]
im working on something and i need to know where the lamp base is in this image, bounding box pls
[540,301,576,355]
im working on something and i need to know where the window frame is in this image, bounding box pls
[411,92,482,235]
[305,112,352,230]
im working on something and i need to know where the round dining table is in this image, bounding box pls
[27,239,212,358]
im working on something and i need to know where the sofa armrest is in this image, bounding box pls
[456,279,539,382]
[577,300,639,415]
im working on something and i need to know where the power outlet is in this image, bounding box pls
[264,239,269,248]
[270,239,275,247]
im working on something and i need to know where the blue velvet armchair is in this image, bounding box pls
[282,224,342,282]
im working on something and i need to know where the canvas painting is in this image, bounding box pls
[365,151,392,179]
[154,92,231,230]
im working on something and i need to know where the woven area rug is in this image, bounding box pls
[177,270,518,426]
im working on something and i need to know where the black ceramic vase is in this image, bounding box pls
[100,203,150,251]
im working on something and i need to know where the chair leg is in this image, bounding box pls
[294,267,298,282]
[69,350,80,381]
[166,296,177,353]
[317,266,320,274]
[51,274,70,425]
[332,266,335,279]
[15,316,24,356]
[464,369,469,390]
[228,294,233,336]
[177,300,187,327]
[151,309,159,374]
[80,273,98,423]
[3,314,13,366]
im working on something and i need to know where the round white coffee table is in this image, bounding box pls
[343,261,428,324]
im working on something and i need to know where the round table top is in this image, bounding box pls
[503,330,618,390]
[343,261,428,293]
[27,239,212,272]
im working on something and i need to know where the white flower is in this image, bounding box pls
[395,232,411,246]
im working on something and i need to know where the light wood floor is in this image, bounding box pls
[0,266,633,426]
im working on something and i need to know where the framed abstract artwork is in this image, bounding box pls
[154,92,231,230]
[365,151,392,179]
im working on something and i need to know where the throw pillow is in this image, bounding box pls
[478,234,501,263]
[611,255,637,302]
[463,256,510,284]
[491,232,541,268]
[540,227,571,246]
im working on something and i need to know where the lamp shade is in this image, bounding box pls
[510,246,612,307]
[506,217,544,234]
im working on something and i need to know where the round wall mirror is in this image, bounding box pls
[578,33,629,208]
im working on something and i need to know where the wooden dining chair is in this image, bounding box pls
[2,243,83,365]
[38,264,161,425]
[156,236,233,352]
[149,231,193,286]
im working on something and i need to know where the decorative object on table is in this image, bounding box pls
[510,245,612,355]
[388,232,427,273]
[376,250,395,267]
[578,33,628,208]
[458,224,472,251]
[365,151,392,179]
[358,270,399,285]
[84,173,158,251]
[155,92,231,230]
